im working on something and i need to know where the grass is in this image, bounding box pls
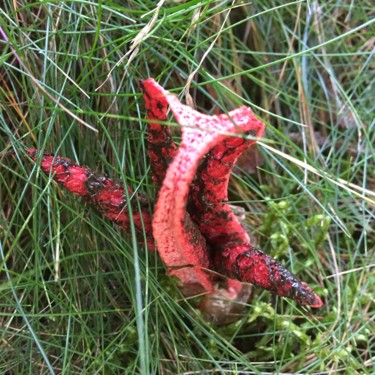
[0,0,374,373]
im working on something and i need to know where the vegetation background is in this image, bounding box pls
[0,0,374,373]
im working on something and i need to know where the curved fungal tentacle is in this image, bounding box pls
[188,111,264,300]
[142,80,216,294]
[27,149,154,249]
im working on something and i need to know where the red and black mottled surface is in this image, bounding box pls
[28,78,323,311]
[27,149,154,250]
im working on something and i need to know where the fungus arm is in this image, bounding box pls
[27,149,154,249]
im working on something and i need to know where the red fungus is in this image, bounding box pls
[27,149,154,250]
[27,78,323,319]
